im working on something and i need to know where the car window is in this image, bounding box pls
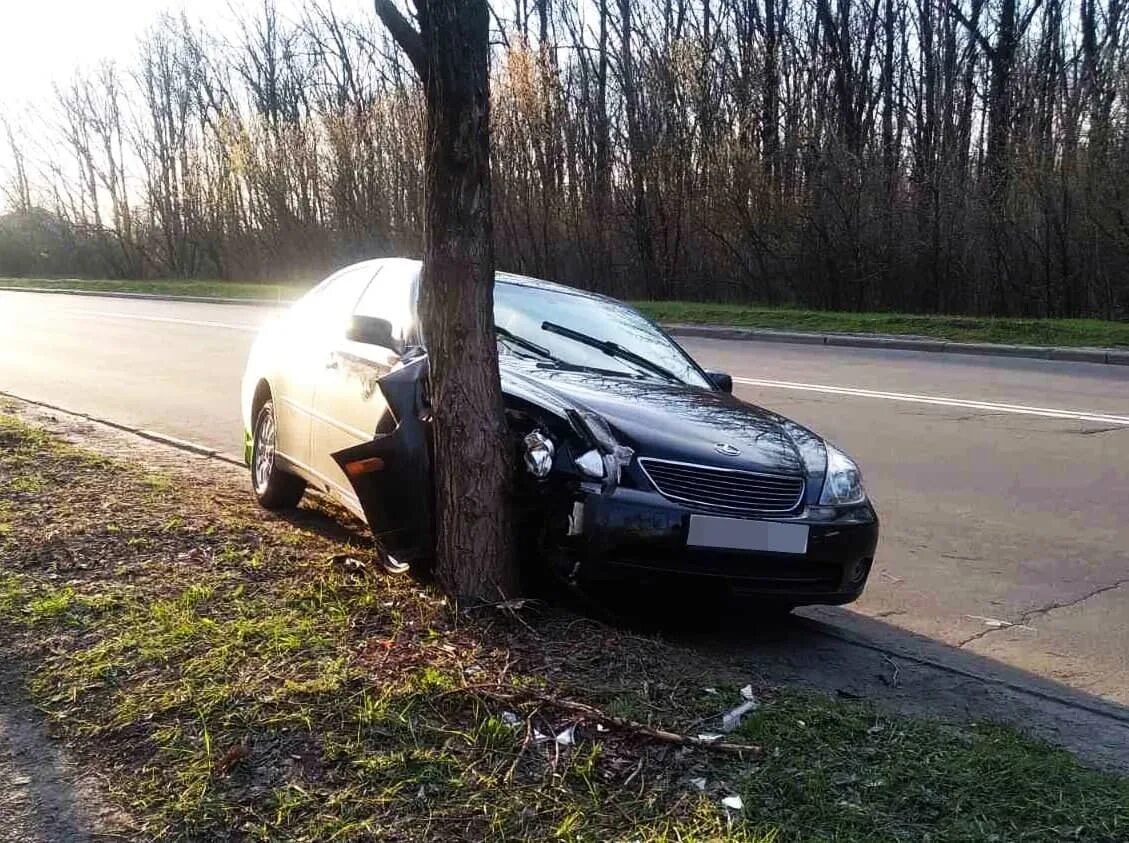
[292,265,377,333]
[353,263,419,344]
[493,280,710,387]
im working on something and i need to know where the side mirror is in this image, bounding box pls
[347,315,400,352]
[707,371,733,393]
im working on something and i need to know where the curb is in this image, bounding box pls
[800,615,1129,726]
[4,285,1126,365]
[0,390,245,467]
[663,323,1125,366]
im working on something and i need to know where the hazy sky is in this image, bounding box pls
[0,0,376,206]
[2,0,229,106]
[0,0,373,110]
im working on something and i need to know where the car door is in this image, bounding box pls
[273,265,376,470]
[331,354,434,567]
[310,264,419,511]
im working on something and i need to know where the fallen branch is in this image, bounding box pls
[460,685,762,755]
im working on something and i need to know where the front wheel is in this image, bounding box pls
[251,400,306,509]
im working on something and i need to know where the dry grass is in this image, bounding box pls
[0,413,1126,841]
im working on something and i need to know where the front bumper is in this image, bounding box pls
[566,486,879,605]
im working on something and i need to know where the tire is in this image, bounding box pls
[251,399,306,510]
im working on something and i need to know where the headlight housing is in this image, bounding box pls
[566,410,634,493]
[573,411,620,453]
[819,444,866,506]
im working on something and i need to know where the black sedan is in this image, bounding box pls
[241,258,879,606]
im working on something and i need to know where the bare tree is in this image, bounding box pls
[7,0,1129,319]
[1,119,32,215]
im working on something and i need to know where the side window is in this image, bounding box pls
[353,264,419,345]
[293,265,376,331]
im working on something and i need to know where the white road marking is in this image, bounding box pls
[59,309,259,332]
[21,303,1128,426]
[734,377,1129,426]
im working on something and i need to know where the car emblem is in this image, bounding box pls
[714,443,741,457]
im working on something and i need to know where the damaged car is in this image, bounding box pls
[241,258,879,607]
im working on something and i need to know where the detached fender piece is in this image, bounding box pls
[332,355,434,566]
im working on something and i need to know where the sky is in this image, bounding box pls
[1,0,232,106]
[0,0,377,207]
[0,0,386,108]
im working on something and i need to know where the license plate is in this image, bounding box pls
[686,515,809,554]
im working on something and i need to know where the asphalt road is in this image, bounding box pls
[3,289,1128,713]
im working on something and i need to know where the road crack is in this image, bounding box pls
[959,578,1129,648]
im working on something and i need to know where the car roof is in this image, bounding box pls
[344,258,617,306]
[495,271,611,303]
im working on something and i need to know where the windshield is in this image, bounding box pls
[493,280,711,388]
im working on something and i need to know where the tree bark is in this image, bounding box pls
[762,0,780,181]
[617,0,661,298]
[375,0,518,602]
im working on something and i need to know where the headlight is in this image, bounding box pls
[819,444,866,506]
[574,449,605,478]
[566,410,634,493]
[523,431,555,478]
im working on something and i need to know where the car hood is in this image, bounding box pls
[501,359,825,478]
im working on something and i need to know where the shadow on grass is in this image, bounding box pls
[261,500,1129,773]
[573,581,1129,773]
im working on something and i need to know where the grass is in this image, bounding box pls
[4,276,1127,348]
[1,413,1127,840]
[635,301,1129,348]
[0,276,309,302]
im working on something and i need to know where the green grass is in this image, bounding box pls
[636,301,1129,348]
[0,276,309,302]
[4,276,1127,347]
[1,414,1128,841]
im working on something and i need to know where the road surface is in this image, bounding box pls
[2,290,1128,715]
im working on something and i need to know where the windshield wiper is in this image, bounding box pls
[495,325,560,362]
[540,321,682,384]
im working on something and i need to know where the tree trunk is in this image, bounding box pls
[618,0,660,298]
[986,0,1016,199]
[375,0,518,602]
[762,0,780,182]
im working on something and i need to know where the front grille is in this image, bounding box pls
[638,458,805,515]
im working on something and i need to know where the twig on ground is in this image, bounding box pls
[505,708,539,783]
[458,685,763,755]
[882,654,901,687]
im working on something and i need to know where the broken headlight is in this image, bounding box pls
[574,449,605,478]
[567,410,634,493]
[574,411,619,453]
[819,444,866,506]
[522,430,555,478]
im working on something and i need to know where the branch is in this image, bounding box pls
[462,685,764,755]
[1018,0,1046,38]
[373,0,426,77]
[947,1,995,57]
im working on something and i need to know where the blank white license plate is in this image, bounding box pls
[687,515,809,554]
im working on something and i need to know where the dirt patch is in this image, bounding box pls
[0,661,133,843]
